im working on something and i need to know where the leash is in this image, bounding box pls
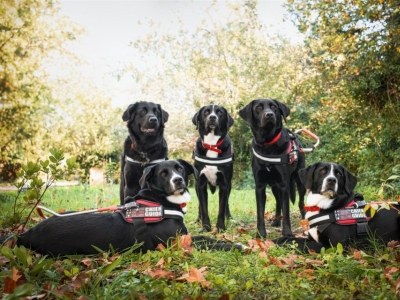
[252,128,319,165]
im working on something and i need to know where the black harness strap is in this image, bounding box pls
[192,151,234,167]
[132,218,154,252]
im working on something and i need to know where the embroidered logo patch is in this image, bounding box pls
[334,208,366,221]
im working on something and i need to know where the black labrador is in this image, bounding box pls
[192,104,234,231]
[239,98,306,238]
[0,160,242,256]
[275,162,400,252]
[120,101,169,205]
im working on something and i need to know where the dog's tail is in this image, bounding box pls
[289,176,296,204]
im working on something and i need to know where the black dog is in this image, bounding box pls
[239,98,306,238]
[192,105,234,231]
[120,101,169,205]
[1,160,242,256]
[275,162,400,252]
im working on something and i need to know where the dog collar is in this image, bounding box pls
[304,205,320,212]
[201,139,224,153]
[263,131,282,146]
[125,155,166,166]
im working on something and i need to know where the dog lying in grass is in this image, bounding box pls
[274,162,400,252]
[0,160,242,256]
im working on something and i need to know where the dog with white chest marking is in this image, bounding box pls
[192,104,234,231]
[274,162,400,252]
[0,160,243,256]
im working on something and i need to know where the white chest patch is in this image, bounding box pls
[166,191,191,213]
[200,131,221,185]
[304,192,335,242]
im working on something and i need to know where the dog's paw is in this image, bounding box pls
[271,219,281,227]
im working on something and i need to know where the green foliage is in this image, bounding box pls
[2,148,78,229]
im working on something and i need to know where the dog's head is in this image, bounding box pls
[192,104,234,136]
[239,98,290,129]
[122,101,169,137]
[139,160,199,205]
[299,162,357,209]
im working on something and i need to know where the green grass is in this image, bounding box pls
[1,185,399,299]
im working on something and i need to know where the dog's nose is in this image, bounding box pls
[209,115,217,121]
[149,116,158,123]
[264,112,274,119]
[173,177,183,185]
[327,177,337,185]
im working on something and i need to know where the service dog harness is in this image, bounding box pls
[117,199,186,252]
[193,138,234,167]
[252,131,300,165]
[305,197,370,237]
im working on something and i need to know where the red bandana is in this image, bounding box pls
[304,205,320,212]
[201,139,224,153]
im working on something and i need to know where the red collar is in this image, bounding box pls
[304,205,320,212]
[202,139,224,153]
[304,200,356,212]
[263,131,282,146]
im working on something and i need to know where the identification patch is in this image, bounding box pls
[334,208,366,221]
[125,206,164,218]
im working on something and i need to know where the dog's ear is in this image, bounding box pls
[274,100,290,122]
[122,103,138,122]
[222,107,234,132]
[177,159,199,181]
[341,166,358,195]
[238,101,254,123]
[192,107,203,130]
[157,104,169,127]
[298,163,319,190]
[139,165,156,189]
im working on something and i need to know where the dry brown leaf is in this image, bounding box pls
[304,259,324,266]
[299,219,310,231]
[155,258,165,267]
[298,269,316,280]
[353,250,362,260]
[144,268,174,280]
[2,277,17,294]
[237,227,248,233]
[80,258,92,267]
[384,266,399,278]
[177,267,212,288]
[396,277,400,296]
[156,243,166,251]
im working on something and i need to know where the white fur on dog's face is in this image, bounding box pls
[320,164,338,198]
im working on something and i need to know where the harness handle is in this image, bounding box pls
[295,128,320,153]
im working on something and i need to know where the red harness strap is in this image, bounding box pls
[202,139,224,153]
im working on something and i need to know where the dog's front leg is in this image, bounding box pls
[255,182,268,239]
[281,181,293,237]
[196,176,212,231]
[271,185,282,227]
[216,182,230,231]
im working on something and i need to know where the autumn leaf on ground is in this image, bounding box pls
[384,266,399,279]
[353,250,362,260]
[177,267,212,288]
[80,258,92,267]
[173,233,194,254]
[396,277,400,296]
[143,267,175,280]
[298,269,316,280]
[299,219,309,231]
[127,261,150,272]
[156,243,166,251]
[304,258,324,266]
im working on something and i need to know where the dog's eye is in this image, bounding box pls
[335,172,342,177]
[154,109,159,116]
[256,105,263,111]
[160,170,168,177]
[204,110,210,115]
[320,168,327,174]
[270,104,276,110]
[177,167,184,173]
[216,109,223,116]
[140,109,147,115]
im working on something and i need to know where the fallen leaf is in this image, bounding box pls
[396,278,400,296]
[155,258,165,267]
[80,258,92,267]
[177,267,212,288]
[299,219,309,231]
[156,243,166,251]
[353,250,362,260]
[384,266,399,279]
[2,277,17,294]
[144,268,174,280]
[298,269,316,280]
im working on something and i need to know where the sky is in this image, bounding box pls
[59,0,300,107]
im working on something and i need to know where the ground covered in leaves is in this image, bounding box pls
[1,188,400,299]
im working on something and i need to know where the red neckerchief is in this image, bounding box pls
[202,139,224,153]
[304,200,357,212]
[263,131,282,146]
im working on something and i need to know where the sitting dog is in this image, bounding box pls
[1,160,242,256]
[275,162,400,252]
[239,98,306,238]
[192,104,234,231]
[120,101,169,205]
